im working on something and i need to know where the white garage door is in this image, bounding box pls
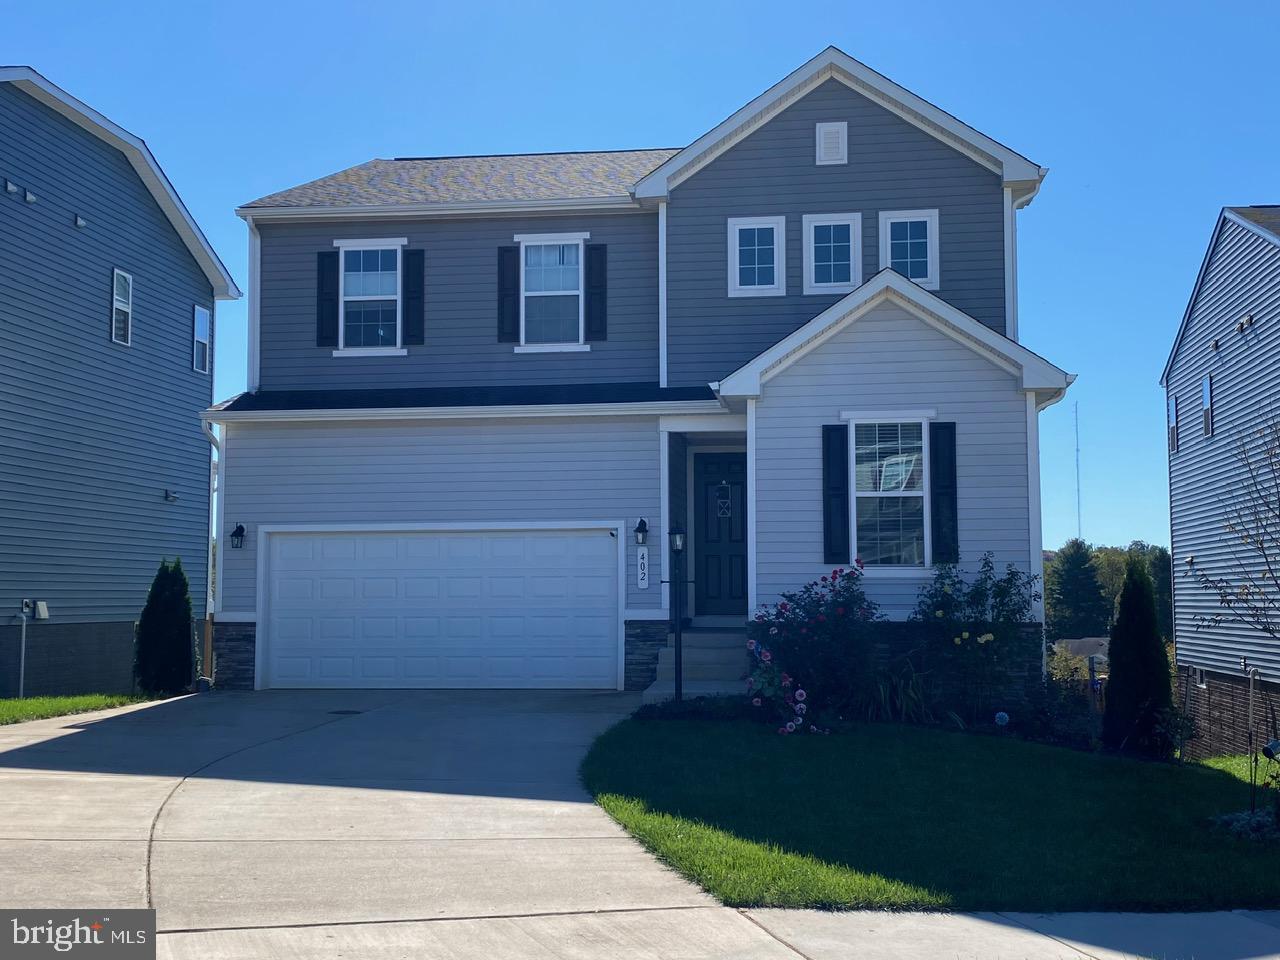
[263,528,620,689]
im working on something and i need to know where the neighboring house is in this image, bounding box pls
[1162,206,1280,757]
[0,68,240,697]
[207,47,1071,693]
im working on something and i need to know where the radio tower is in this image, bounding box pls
[1074,402,1082,540]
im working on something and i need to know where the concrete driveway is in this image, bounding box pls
[2,693,1278,959]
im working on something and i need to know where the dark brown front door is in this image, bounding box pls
[693,452,747,616]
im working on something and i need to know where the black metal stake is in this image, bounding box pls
[672,545,684,703]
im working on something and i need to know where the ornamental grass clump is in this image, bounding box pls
[746,564,881,724]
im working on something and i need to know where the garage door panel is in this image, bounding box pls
[265,529,620,689]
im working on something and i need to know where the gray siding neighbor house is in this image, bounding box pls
[0,68,240,697]
[1162,206,1280,757]
[208,47,1071,695]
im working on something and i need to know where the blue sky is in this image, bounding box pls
[10,1,1276,550]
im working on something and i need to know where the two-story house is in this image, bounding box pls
[1163,206,1280,757]
[0,68,240,697]
[206,47,1071,693]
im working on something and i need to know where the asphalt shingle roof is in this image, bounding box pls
[1230,206,1280,241]
[243,149,681,209]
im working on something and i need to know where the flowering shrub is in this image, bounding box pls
[746,639,827,734]
[746,565,881,719]
[910,553,1040,726]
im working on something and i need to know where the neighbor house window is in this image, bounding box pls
[853,422,927,566]
[1202,375,1213,437]
[1168,394,1179,453]
[517,232,587,347]
[878,210,939,290]
[333,237,406,353]
[193,305,211,373]
[803,213,862,295]
[111,269,132,345]
[728,216,786,297]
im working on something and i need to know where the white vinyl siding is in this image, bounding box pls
[218,416,663,614]
[754,300,1030,617]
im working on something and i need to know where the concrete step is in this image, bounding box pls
[655,647,749,682]
[641,679,746,704]
[690,615,748,630]
[673,630,749,650]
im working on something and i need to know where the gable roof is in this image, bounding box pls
[717,269,1071,408]
[1160,206,1280,387]
[239,149,679,218]
[634,46,1046,203]
[0,67,240,300]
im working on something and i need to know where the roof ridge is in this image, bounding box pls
[388,147,683,162]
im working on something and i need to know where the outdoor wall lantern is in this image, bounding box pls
[229,524,246,549]
[669,528,685,553]
[634,518,648,545]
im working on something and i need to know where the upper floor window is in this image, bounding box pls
[853,421,928,566]
[111,269,132,346]
[332,237,407,355]
[1167,394,1178,453]
[802,213,862,295]
[193,305,211,373]
[727,216,786,297]
[815,121,848,165]
[517,232,588,350]
[879,209,939,291]
[1202,375,1213,437]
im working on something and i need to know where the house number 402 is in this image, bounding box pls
[637,546,649,590]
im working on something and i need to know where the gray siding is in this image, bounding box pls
[1167,218,1280,679]
[0,82,214,622]
[754,301,1030,618]
[667,79,1006,387]
[219,416,663,612]
[257,212,658,390]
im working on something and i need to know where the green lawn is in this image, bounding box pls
[581,718,1277,912]
[0,694,151,725]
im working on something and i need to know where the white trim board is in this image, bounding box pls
[204,398,727,424]
[253,520,630,691]
[0,67,240,299]
[716,269,1071,401]
[634,46,1045,201]
[237,196,642,222]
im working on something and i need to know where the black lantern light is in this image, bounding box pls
[634,518,649,545]
[229,523,246,549]
[669,527,686,553]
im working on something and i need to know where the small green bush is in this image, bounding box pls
[135,558,193,695]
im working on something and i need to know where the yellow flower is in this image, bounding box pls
[961,631,970,640]
[978,633,994,645]
[953,637,962,646]
[942,585,952,595]
[935,610,944,618]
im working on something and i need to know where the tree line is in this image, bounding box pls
[1045,539,1173,642]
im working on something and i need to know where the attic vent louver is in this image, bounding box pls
[815,122,848,166]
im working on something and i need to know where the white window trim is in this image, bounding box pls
[111,268,132,346]
[728,216,787,298]
[514,231,589,350]
[815,121,848,166]
[332,237,407,356]
[802,213,863,295]
[878,209,940,291]
[847,418,932,573]
[192,304,211,373]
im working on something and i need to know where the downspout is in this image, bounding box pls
[202,420,221,615]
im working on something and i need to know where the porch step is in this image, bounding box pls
[673,629,750,650]
[655,645,750,682]
[690,615,748,630]
[641,679,746,704]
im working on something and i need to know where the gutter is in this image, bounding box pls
[202,398,727,424]
[201,421,224,621]
[236,195,643,222]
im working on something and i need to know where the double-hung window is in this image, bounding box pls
[516,232,588,350]
[728,216,786,297]
[1167,394,1179,453]
[192,305,211,373]
[802,213,861,295]
[852,421,928,567]
[111,269,132,346]
[334,238,406,354]
[879,209,939,290]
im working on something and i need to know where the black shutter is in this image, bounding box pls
[402,248,425,346]
[585,243,607,341]
[497,246,520,342]
[316,251,339,347]
[822,425,851,565]
[929,421,959,564]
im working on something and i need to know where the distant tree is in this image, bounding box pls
[1044,539,1111,641]
[1090,541,1173,642]
[1146,545,1173,642]
[1102,556,1173,757]
[135,558,193,694]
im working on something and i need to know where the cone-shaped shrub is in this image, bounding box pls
[135,558,193,694]
[1102,555,1172,757]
